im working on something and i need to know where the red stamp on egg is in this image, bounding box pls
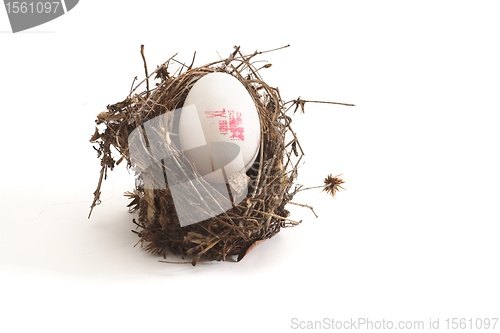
[205,108,244,141]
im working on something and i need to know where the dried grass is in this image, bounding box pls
[89,45,351,265]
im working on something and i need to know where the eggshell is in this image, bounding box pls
[179,72,261,184]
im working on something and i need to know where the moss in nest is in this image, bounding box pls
[89,45,352,265]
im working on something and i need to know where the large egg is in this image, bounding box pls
[179,72,261,184]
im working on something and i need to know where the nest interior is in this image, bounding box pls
[89,45,345,265]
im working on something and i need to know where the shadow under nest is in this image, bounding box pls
[89,45,347,265]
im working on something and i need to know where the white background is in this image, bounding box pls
[1,1,499,332]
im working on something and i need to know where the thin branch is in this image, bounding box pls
[225,45,240,65]
[129,76,138,95]
[129,52,178,97]
[253,210,302,225]
[288,201,318,218]
[296,185,323,192]
[298,99,355,107]
[257,44,290,55]
[140,45,150,96]
[285,98,355,112]
[88,165,105,218]
[188,51,197,70]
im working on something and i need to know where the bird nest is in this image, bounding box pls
[89,45,348,265]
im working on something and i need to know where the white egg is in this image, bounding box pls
[179,72,261,184]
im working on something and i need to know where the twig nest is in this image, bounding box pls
[90,45,347,265]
